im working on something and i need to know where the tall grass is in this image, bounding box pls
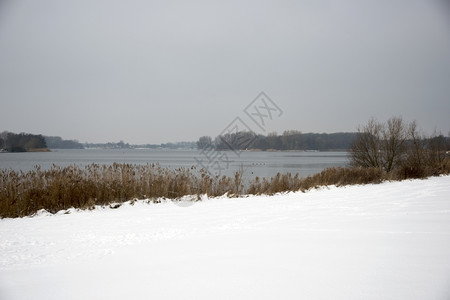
[1,158,448,218]
[0,163,246,218]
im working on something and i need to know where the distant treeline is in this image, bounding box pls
[197,131,358,151]
[84,141,196,150]
[84,140,132,149]
[0,131,47,152]
[45,136,84,149]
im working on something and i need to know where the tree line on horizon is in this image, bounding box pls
[45,136,84,149]
[83,141,196,150]
[1,131,198,151]
[3,125,448,154]
[197,131,358,151]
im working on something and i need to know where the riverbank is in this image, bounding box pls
[1,161,449,218]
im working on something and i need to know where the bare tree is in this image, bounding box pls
[381,117,408,171]
[404,121,425,170]
[426,133,447,168]
[350,118,384,169]
[350,117,408,172]
[352,117,449,177]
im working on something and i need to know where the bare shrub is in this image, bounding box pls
[396,123,449,179]
[350,117,450,178]
[350,117,408,172]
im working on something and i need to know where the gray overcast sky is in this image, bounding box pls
[0,0,449,144]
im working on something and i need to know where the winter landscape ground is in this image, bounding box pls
[1,176,450,300]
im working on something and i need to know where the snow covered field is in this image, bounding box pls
[1,176,450,300]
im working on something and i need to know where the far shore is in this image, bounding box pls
[0,148,51,153]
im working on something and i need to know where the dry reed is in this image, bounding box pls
[1,158,448,218]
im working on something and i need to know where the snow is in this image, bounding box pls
[1,176,450,300]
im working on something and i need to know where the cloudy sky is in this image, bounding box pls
[0,0,449,144]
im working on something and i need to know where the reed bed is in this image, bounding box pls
[1,159,448,218]
[0,163,247,218]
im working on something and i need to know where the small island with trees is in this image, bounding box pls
[0,131,86,152]
[0,132,49,152]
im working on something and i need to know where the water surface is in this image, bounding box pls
[0,149,349,179]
